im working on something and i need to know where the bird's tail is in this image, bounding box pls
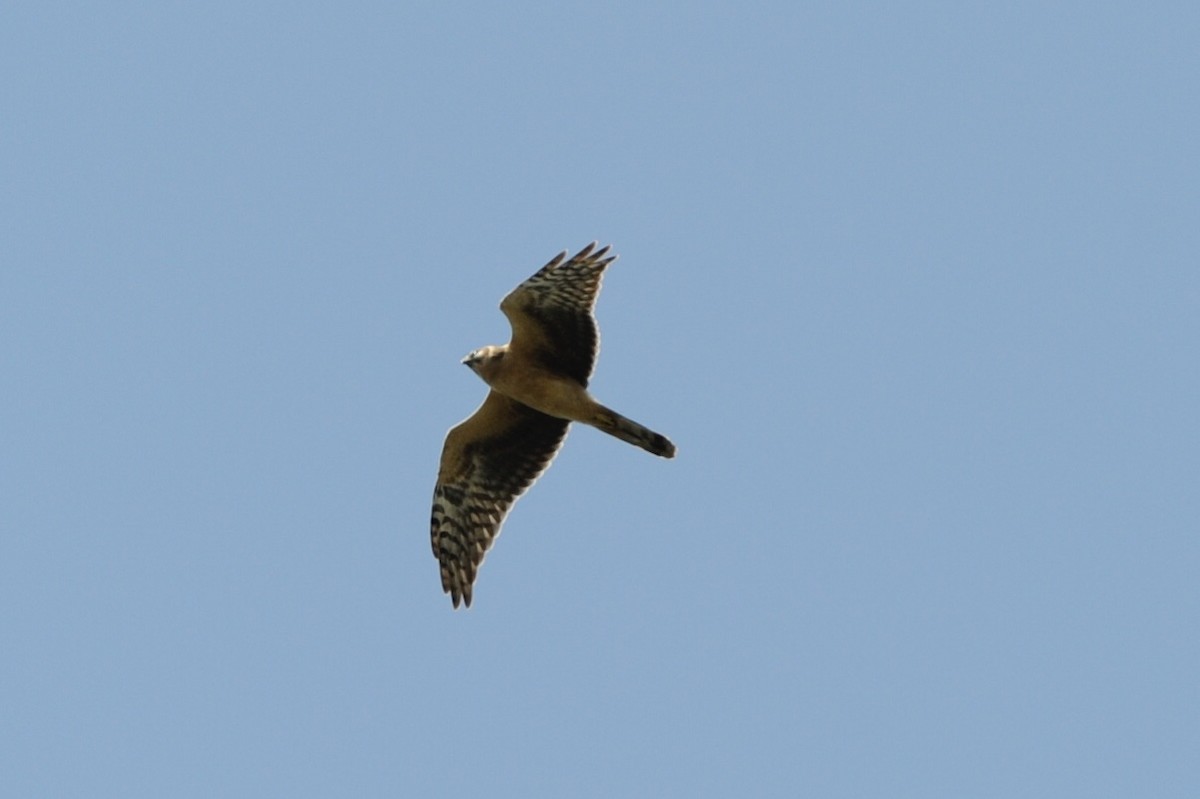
[591,405,676,458]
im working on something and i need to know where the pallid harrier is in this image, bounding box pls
[431,243,675,608]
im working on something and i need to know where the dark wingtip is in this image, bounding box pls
[565,241,594,264]
[448,585,473,609]
[542,249,569,271]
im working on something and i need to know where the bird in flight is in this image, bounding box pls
[431,243,676,608]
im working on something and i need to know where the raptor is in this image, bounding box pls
[430,243,676,608]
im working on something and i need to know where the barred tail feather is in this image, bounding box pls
[592,405,676,458]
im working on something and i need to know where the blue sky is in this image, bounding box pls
[3,2,1197,796]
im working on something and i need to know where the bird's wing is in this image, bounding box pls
[499,242,616,387]
[431,390,570,608]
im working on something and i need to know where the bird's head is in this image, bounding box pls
[462,345,506,380]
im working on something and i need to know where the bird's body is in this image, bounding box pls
[466,347,595,423]
[431,243,675,608]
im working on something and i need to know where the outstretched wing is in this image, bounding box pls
[431,391,570,608]
[499,242,616,387]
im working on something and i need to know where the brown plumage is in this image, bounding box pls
[431,243,676,608]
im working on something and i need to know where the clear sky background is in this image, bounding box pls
[3,3,1197,796]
